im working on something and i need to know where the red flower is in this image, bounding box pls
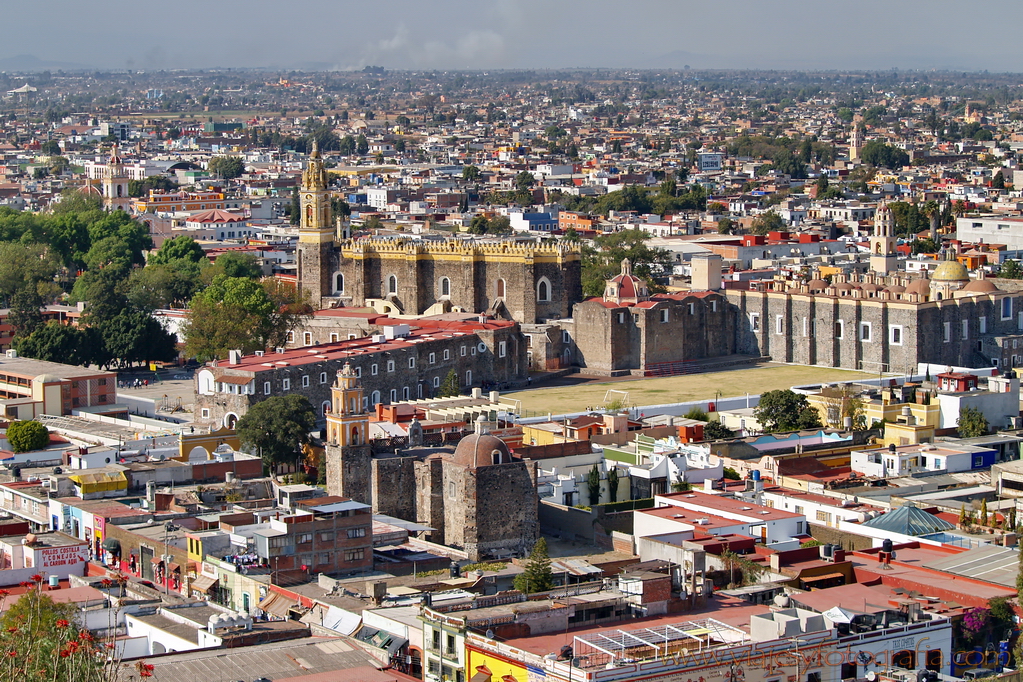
[55,619,69,628]
[100,578,113,587]
[6,650,16,657]
[5,627,16,633]
[0,589,9,597]
[78,632,93,642]
[30,574,43,583]
[59,649,71,658]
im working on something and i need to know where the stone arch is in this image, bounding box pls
[224,412,239,429]
[495,278,506,298]
[537,277,551,302]
[350,426,360,445]
[187,445,211,461]
[321,400,331,416]
[333,272,344,294]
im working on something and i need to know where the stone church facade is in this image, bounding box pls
[295,151,582,324]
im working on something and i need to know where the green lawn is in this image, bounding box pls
[506,365,872,415]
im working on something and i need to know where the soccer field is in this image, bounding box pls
[505,365,873,415]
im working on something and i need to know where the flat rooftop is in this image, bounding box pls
[0,356,114,380]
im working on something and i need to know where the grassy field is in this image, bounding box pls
[505,364,873,415]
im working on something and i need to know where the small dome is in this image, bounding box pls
[886,284,906,293]
[931,260,970,282]
[450,434,511,469]
[833,282,853,290]
[962,278,999,293]
[906,278,930,295]
[861,283,882,292]
[807,279,828,291]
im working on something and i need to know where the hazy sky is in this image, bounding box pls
[8,0,1023,72]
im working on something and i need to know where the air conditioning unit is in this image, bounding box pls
[255,350,264,357]
[275,347,285,354]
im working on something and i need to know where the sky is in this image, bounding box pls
[6,0,1023,73]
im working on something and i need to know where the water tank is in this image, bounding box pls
[48,575,59,588]
[773,594,790,607]
[822,544,834,558]
[751,470,761,482]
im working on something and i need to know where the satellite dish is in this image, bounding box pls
[867,672,877,681]
[889,551,897,560]
[486,629,494,639]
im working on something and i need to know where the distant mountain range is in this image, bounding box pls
[0,54,91,72]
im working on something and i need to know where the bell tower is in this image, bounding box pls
[870,202,898,275]
[324,363,372,503]
[102,144,130,212]
[297,140,335,305]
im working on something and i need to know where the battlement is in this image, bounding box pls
[338,237,581,260]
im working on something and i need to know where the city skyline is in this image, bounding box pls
[5,0,1023,73]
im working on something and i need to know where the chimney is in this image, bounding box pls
[228,349,242,365]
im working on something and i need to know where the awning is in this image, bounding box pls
[258,591,295,618]
[101,538,121,553]
[151,557,164,565]
[167,563,181,573]
[191,575,218,593]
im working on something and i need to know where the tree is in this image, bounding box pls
[753,390,822,433]
[356,133,369,155]
[586,464,601,505]
[148,235,205,265]
[207,155,245,179]
[514,171,535,192]
[998,259,1023,279]
[7,289,44,338]
[859,140,910,169]
[203,252,263,282]
[438,368,460,397]
[704,421,735,440]
[99,308,177,368]
[606,466,619,503]
[0,583,131,681]
[750,211,785,236]
[513,538,555,593]
[462,165,481,182]
[183,276,311,361]
[980,498,989,527]
[723,467,741,480]
[716,217,736,234]
[14,322,103,367]
[6,419,49,452]
[581,229,673,297]
[958,406,989,437]
[235,394,316,474]
[992,170,1006,190]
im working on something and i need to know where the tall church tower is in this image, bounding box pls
[849,127,864,162]
[324,363,372,503]
[101,144,130,212]
[870,202,898,275]
[296,141,335,305]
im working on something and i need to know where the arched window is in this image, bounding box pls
[496,279,506,298]
[440,277,451,297]
[334,273,344,293]
[350,426,360,445]
[537,277,551,302]
[321,400,331,416]
[465,370,472,386]
[388,275,397,294]
[370,390,381,406]
[403,386,411,401]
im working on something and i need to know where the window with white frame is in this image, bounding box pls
[889,325,903,346]
[460,345,466,357]
[355,366,361,378]
[433,376,440,388]
[750,313,760,331]
[330,333,339,343]
[562,331,570,343]
[440,277,450,297]
[980,316,987,334]
[836,320,844,339]
[962,320,969,340]
[429,352,436,364]
[371,363,378,376]
[264,381,271,394]
[283,377,291,390]
[303,332,312,346]
[408,357,416,368]
[319,372,327,384]
[388,275,397,294]
[660,309,669,323]
[688,303,695,315]
[944,322,951,343]
[443,349,450,360]
[617,312,625,324]
[387,360,395,372]
[499,341,507,357]
[860,322,871,342]
[301,375,310,388]
[1003,297,1013,320]
[776,315,784,335]
[402,387,410,400]
[389,389,397,403]
[287,331,295,343]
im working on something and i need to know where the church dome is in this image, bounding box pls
[931,260,969,282]
[886,284,906,294]
[807,279,828,292]
[450,433,511,469]
[604,258,649,303]
[906,278,930,296]
[962,278,999,293]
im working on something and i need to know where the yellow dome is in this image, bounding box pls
[931,260,969,282]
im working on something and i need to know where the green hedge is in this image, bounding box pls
[596,498,655,513]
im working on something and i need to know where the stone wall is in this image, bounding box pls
[371,455,418,521]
